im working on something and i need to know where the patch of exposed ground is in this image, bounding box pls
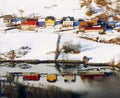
[79,36,120,45]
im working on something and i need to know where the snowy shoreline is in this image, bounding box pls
[0,31,120,66]
[0,59,115,67]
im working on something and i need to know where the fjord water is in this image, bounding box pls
[0,63,120,98]
[74,73,120,98]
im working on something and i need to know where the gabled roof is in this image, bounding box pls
[3,15,12,20]
[45,16,56,21]
[62,16,74,21]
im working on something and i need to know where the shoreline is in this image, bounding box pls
[0,59,118,67]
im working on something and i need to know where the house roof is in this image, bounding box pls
[11,17,21,22]
[21,18,27,22]
[38,18,45,22]
[62,16,74,21]
[45,16,56,21]
[27,18,38,21]
[3,15,12,20]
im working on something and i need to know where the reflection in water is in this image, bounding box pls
[74,73,120,98]
[0,63,120,98]
[57,63,120,98]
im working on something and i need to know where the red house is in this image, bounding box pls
[21,19,38,30]
[85,26,104,33]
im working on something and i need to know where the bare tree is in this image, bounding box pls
[9,50,16,61]
[62,41,81,53]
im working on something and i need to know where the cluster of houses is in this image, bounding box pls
[3,15,120,33]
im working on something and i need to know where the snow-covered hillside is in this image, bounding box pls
[58,33,120,65]
[0,0,120,65]
[0,0,120,20]
[0,0,82,19]
[0,31,58,60]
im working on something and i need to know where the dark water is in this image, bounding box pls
[73,73,120,98]
[57,64,120,98]
[0,63,120,98]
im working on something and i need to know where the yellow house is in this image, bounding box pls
[45,16,56,26]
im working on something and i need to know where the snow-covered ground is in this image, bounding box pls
[57,32,120,65]
[0,29,120,65]
[0,0,84,19]
[78,30,120,42]
[0,31,58,60]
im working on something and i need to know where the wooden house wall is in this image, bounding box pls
[62,21,73,27]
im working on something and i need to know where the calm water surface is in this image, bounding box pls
[72,72,120,98]
[0,63,120,98]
